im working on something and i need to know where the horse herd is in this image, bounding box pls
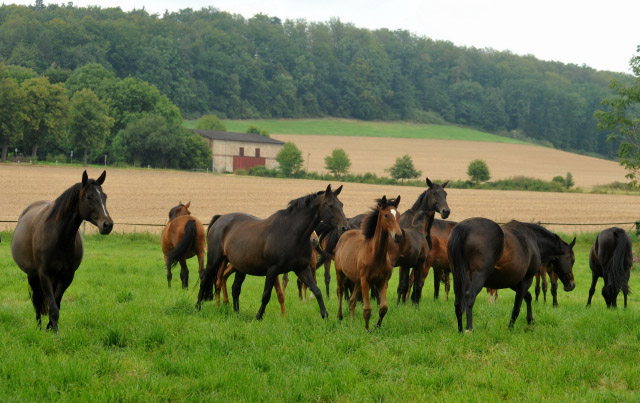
[7,171,634,333]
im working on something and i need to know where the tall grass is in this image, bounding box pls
[0,230,639,400]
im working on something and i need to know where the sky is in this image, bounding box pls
[7,0,639,74]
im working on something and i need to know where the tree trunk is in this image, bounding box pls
[1,140,7,163]
[31,144,38,159]
[83,148,88,167]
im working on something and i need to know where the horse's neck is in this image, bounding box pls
[50,207,83,246]
[281,203,320,240]
[369,218,394,264]
[413,190,434,211]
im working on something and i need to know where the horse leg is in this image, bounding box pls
[297,278,304,300]
[550,274,558,307]
[542,272,548,303]
[624,289,628,308]
[27,275,44,327]
[179,259,189,289]
[360,279,373,330]
[336,270,345,321]
[53,274,74,312]
[324,260,331,300]
[375,280,390,329]
[524,290,533,325]
[282,272,289,292]
[411,262,426,305]
[433,266,441,300]
[256,268,279,320]
[165,255,172,288]
[297,266,328,319]
[534,273,540,302]
[444,270,451,302]
[274,276,286,316]
[396,266,410,304]
[348,282,362,322]
[231,272,246,313]
[39,273,60,332]
[508,278,534,329]
[464,273,488,332]
[586,272,599,307]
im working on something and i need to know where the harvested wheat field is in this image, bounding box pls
[0,164,638,234]
[274,135,628,188]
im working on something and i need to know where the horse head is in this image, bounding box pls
[426,178,450,219]
[78,170,113,235]
[378,195,403,243]
[318,184,349,234]
[551,236,576,292]
[169,201,191,219]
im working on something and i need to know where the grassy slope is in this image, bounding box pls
[1,230,638,400]
[184,118,527,144]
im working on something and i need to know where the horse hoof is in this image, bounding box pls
[195,301,202,311]
[256,314,263,321]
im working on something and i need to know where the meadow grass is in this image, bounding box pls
[184,118,526,144]
[0,230,639,401]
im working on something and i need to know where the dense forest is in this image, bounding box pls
[0,3,635,158]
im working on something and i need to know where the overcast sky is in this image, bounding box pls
[7,0,639,74]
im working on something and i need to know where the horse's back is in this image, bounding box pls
[594,227,633,272]
[334,229,365,279]
[162,215,206,254]
[11,201,51,275]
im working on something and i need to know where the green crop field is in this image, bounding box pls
[0,230,638,401]
[184,118,527,144]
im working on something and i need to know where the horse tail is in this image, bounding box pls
[449,223,471,312]
[605,228,632,296]
[167,219,196,267]
[27,275,48,317]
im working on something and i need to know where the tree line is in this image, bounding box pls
[0,3,636,159]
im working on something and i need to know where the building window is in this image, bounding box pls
[239,147,244,157]
[255,148,261,158]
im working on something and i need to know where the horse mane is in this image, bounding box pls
[169,205,181,219]
[410,191,427,210]
[362,197,398,239]
[286,191,322,213]
[46,182,85,223]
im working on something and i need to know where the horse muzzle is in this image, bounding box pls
[440,208,450,219]
[563,280,576,292]
[98,219,114,235]
[393,233,402,243]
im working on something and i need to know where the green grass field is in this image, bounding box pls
[1,230,639,401]
[184,118,527,144]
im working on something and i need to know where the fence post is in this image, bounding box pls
[636,221,640,238]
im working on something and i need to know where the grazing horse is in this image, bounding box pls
[11,171,113,332]
[587,227,633,308]
[395,210,434,304]
[448,218,576,332]
[197,185,349,320]
[334,196,402,330]
[161,201,206,289]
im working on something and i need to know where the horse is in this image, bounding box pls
[394,210,434,304]
[161,201,206,289]
[197,184,349,320]
[282,231,321,300]
[587,227,633,308]
[10,171,114,332]
[534,264,560,306]
[334,196,402,330]
[448,218,576,332]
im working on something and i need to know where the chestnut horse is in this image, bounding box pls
[587,227,633,308]
[334,196,402,330]
[448,218,576,332]
[11,171,113,332]
[197,185,349,320]
[161,201,206,289]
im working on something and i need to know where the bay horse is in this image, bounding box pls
[161,201,206,289]
[197,185,349,320]
[334,196,402,330]
[448,218,576,332]
[587,227,633,308]
[282,231,321,300]
[394,209,434,304]
[534,264,560,306]
[10,171,113,332]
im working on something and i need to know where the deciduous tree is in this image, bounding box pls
[324,148,351,179]
[276,142,303,177]
[68,88,114,166]
[386,154,421,183]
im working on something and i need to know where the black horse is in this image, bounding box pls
[448,218,576,332]
[197,185,349,320]
[10,171,114,332]
[587,227,633,308]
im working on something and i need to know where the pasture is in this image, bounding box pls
[0,230,639,400]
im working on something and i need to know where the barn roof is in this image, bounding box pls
[194,129,285,145]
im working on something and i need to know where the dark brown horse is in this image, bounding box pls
[394,210,434,304]
[10,171,113,332]
[334,196,402,330]
[161,201,206,289]
[197,185,349,320]
[587,227,633,308]
[448,218,576,332]
[534,264,560,306]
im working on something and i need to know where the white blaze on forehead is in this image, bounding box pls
[390,209,397,219]
[95,187,108,217]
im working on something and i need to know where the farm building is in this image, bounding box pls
[194,130,285,173]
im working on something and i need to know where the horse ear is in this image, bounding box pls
[394,195,401,207]
[325,184,332,195]
[442,180,449,188]
[185,201,191,208]
[82,170,88,186]
[96,170,106,186]
[569,237,576,249]
[334,185,343,196]
[378,195,387,207]
[426,177,433,188]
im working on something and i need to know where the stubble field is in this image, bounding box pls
[0,164,638,235]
